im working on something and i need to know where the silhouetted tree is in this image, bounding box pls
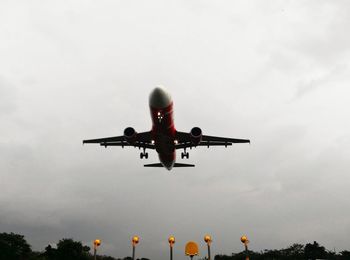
[92,255,117,260]
[114,257,149,260]
[304,241,327,260]
[0,232,32,260]
[215,241,334,260]
[215,250,262,260]
[43,244,57,259]
[43,238,90,260]
[339,250,350,259]
[280,243,304,259]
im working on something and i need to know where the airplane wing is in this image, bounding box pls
[83,131,156,149]
[175,131,250,149]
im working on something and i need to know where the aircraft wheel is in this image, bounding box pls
[145,153,148,159]
[186,152,189,159]
[181,152,184,159]
[140,153,144,159]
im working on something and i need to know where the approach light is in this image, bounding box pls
[204,235,212,260]
[132,236,139,245]
[168,236,175,246]
[240,236,248,244]
[131,236,140,260]
[168,236,175,260]
[240,236,250,260]
[94,239,101,247]
[93,239,101,260]
[204,235,212,244]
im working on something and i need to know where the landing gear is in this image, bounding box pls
[140,147,148,159]
[181,148,189,159]
[181,152,189,159]
[140,152,148,159]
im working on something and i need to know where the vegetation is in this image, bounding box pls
[0,233,150,260]
[215,241,350,260]
[0,232,31,260]
[1,232,350,260]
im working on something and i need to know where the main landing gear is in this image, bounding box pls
[181,148,189,159]
[140,147,148,159]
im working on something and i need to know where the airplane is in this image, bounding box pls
[83,87,250,170]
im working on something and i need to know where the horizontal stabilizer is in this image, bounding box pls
[173,163,195,167]
[144,163,163,167]
[144,163,195,168]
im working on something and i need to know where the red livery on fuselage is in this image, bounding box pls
[83,87,250,170]
[149,88,176,169]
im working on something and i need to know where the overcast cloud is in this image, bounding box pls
[1,1,350,259]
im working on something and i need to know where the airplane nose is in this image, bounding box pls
[149,86,172,108]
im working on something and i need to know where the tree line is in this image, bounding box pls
[0,232,149,260]
[1,232,350,260]
[215,241,350,260]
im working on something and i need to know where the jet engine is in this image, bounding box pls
[124,127,137,144]
[190,127,202,146]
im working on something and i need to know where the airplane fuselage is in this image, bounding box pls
[149,88,176,170]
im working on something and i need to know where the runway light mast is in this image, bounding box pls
[204,235,212,260]
[93,239,101,260]
[168,236,175,260]
[240,236,250,260]
[131,236,139,260]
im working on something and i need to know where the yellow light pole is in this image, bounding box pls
[131,236,139,260]
[168,236,175,260]
[204,235,212,260]
[240,236,250,260]
[93,239,101,260]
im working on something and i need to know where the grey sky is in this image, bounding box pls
[1,1,350,259]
